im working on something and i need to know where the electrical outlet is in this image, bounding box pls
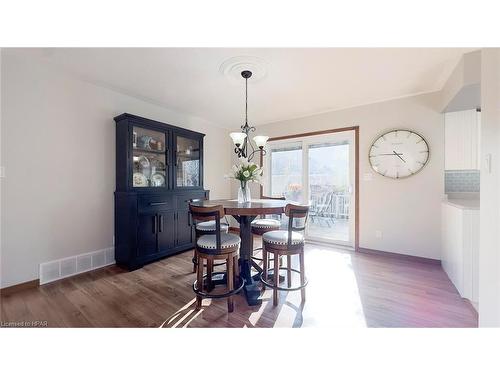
[375,230,382,239]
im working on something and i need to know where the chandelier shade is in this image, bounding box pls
[253,135,269,149]
[230,132,247,147]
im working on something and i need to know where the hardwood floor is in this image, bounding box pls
[0,242,478,328]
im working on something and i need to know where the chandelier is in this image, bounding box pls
[229,70,268,162]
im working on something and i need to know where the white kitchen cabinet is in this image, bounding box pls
[441,201,480,309]
[444,109,481,170]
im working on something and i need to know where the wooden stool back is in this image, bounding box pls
[189,204,225,252]
[284,203,309,247]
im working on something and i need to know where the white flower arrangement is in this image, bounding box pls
[225,157,263,187]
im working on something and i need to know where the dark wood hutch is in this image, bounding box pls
[114,113,208,270]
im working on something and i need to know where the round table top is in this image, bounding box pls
[190,198,289,216]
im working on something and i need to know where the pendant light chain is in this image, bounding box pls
[245,76,248,126]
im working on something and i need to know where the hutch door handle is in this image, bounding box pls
[153,215,158,234]
[159,215,164,232]
[149,202,169,206]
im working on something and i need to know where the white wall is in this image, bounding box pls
[479,48,500,327]
[254,92,444,259]
[439,50,481,112]
[0,53,232,288]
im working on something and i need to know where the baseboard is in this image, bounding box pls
[358,247,441,265]
[1,279,39,296]
[39,247,115,285]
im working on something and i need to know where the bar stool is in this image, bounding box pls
[251,196,285,269]
[260,203,309,306]
[190,198,229,273]
[190,204,245,313]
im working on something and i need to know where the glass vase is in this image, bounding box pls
[238,182,252,203]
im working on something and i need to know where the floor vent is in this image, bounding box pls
[39,248,115,285]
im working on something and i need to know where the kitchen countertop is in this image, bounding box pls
[443,198,480,210]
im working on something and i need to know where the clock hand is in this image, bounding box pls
[377,153,403,156]
[393,150,406,163]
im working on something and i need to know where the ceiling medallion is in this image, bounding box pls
[219,56,268,84]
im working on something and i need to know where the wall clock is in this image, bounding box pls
[369,129,430,179]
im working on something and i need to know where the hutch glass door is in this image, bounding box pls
[175,135,201,188]
[132,126,167,188]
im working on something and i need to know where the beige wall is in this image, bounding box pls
[0,53,231,288]
[479,48,500,327]
[253,92,444,259]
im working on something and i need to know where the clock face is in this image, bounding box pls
[369,130,429,179]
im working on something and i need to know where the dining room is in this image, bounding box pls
[1,46,493,330]
[3,3,500,375]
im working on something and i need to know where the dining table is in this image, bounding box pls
[190,198,289,306]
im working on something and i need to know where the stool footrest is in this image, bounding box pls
[260,267,308,292]
[193,271,245,299]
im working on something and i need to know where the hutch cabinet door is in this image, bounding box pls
[174,133,203,189]
[137,213,159,257]
[175,210,194,247]
[157,211,175,253]
[131,125,169,189]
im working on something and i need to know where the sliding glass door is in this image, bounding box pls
[268,142,303,202]
[264,132,356,247]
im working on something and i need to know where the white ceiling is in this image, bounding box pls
[8,48,474,129]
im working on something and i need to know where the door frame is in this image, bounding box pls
[260,126,360,251]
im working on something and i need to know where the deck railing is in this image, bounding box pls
[309,192,350,219]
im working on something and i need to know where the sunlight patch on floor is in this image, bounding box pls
[300,247,367,327]
[159,297,208,328]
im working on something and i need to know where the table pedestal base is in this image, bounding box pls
[236,215,262,306]
[240,259,262,306]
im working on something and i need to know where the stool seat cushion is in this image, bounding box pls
[251,218,281,229]
[196,220,229,232]
[197,233,241,250]
[262,230,305,245]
